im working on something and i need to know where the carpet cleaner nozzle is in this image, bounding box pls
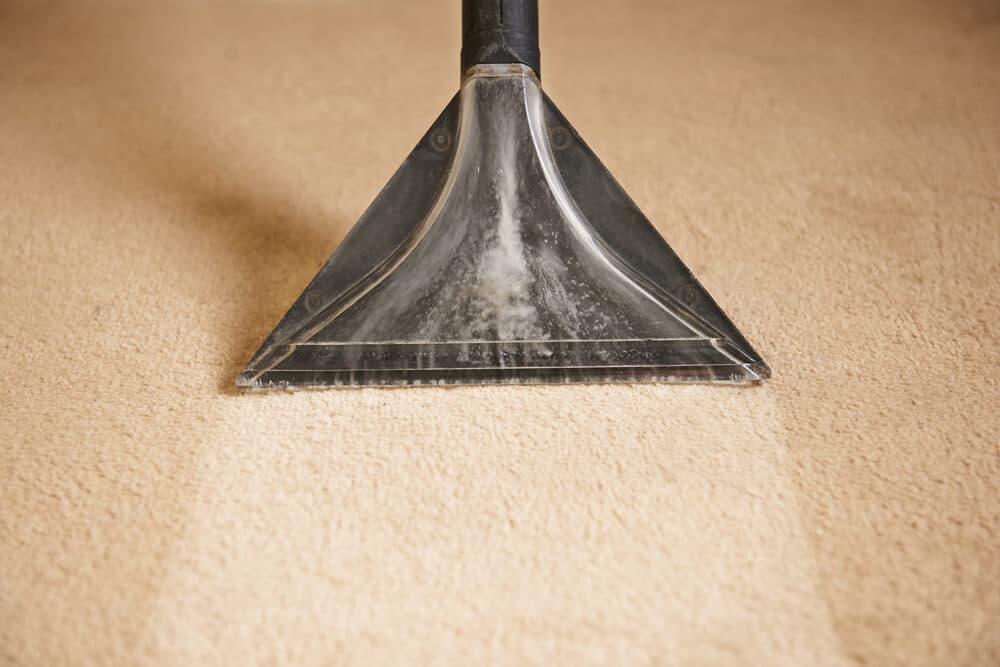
[237,1,769,388]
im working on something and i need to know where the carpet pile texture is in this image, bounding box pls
[1,1,997,665]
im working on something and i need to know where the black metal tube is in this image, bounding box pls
[461,0,540,78]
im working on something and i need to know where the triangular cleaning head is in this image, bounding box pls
[238,63,768,388]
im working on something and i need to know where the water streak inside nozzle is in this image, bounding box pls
[310,66,700,345]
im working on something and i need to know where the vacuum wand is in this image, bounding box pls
[462,0,541,78]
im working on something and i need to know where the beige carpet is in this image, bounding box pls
[1,1,998,665]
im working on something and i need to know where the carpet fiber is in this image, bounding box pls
[1,1,998,665]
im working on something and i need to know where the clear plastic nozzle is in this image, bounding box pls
[238,65,768,387]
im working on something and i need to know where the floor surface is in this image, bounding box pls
[1,1,998,665]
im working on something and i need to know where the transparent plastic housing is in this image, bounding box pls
[238,65,769,388]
